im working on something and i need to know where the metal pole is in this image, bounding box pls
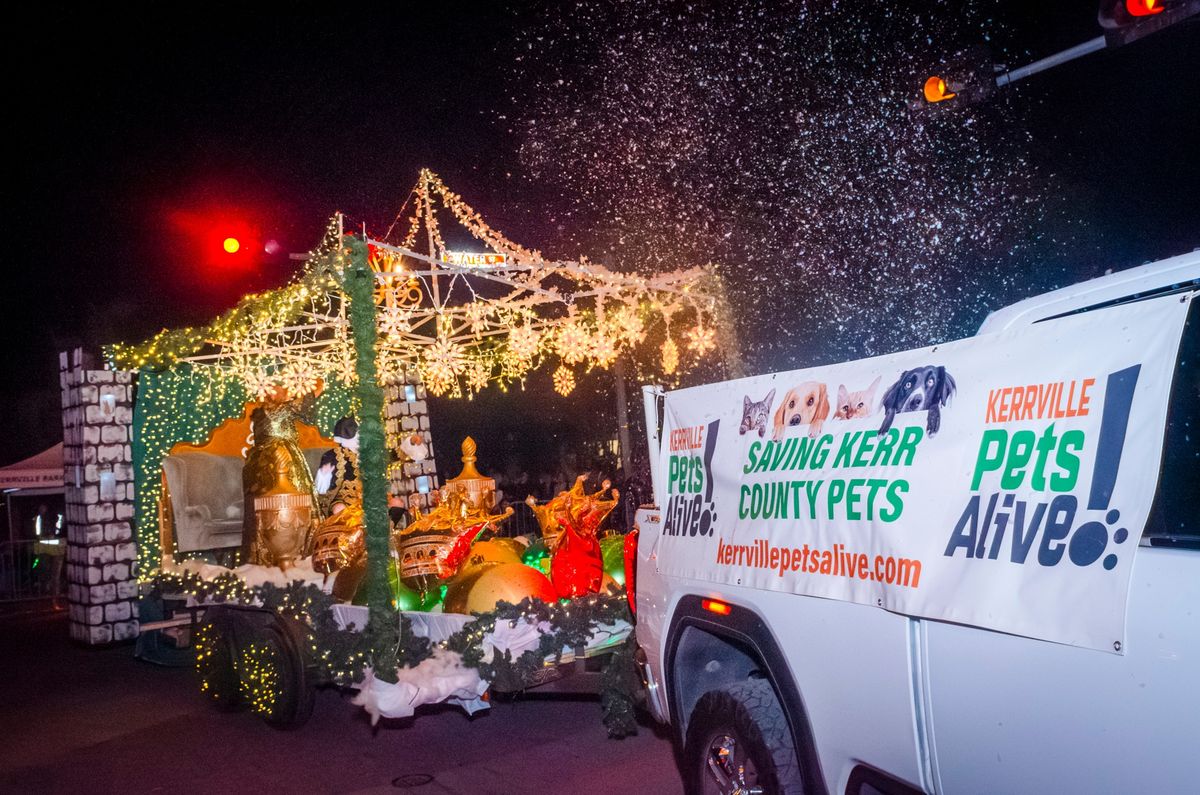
[641,385,664,508]
[995,36,1106,88]
[614,358,632,475]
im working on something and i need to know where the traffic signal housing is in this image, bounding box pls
[923,76,956,103]
[1099,0,1199,46]
[919,46,997,106]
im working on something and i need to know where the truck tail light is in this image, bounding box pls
[623,527,639,617]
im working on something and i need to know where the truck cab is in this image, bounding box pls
[634,249,1199,794]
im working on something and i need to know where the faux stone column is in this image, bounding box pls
[59,348,139,644]
[383,369,439,511]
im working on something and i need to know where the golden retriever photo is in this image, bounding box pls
[772,381,830,440]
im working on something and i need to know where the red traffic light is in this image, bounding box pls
[1100,0,1198,44]
[167,207,262,274]
[1126,0,1164,15]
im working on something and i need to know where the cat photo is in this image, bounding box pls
[739,388,776,437]
[833,376,881,421]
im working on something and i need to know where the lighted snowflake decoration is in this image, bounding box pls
[508,323,541,361]
[464,302,491,337]
[661,337,679,375]
[332,352,357,387]
[555,319,591,365]
[280,360,320,397]
[590,331,619,368]
[464,357,491,392]
[241,367,278,401]
[421,337,463,396]
[610,304,645,345]
[501,347,534,380]
[378,307,411,344]
[686,324,717,355]
[376,355,403,386]
[423,368,455,397]
[553,365,576,396]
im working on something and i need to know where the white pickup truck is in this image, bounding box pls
[631,250,1199,794]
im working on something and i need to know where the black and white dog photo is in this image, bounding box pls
[878,365,957,436]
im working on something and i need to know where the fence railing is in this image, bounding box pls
[0,540,65,603]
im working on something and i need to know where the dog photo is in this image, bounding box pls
[833,376,881,421]
[878,366,956,436]
[772,382,830,440]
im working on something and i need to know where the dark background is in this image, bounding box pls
[3,2,1197,467]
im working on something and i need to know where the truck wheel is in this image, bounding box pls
[685,678,804,795]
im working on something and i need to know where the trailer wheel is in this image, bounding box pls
[258,614,315,730]
[684,678,805,795]
[196,610,244,712]
[196,606,314,729]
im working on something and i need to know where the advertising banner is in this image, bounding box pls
[656,294,1191,651]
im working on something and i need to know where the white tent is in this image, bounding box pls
[0,444,64,491]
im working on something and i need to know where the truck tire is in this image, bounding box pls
[684,678,805,795]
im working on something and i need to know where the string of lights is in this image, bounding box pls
[110,173,733,402]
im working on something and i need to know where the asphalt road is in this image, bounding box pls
[0,610,685,794]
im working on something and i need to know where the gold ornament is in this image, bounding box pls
[253,491,312,572]
[442,437,497,512]
[553,365,576,396]
[444,562,556,615]
[526,474,598,552]
[242,401,321,569]
[458,538,524,574]
[661,336,679,375]
[394,439,513,591]
[312,504,365,576]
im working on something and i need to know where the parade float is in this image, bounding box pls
[96,171,737,732]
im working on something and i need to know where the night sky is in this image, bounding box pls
[4,2,1197,464]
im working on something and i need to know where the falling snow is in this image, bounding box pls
[505,0,1057,372]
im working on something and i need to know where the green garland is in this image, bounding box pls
[340,236,399,681]
[153,571,643,736]
[152,570,430,685]
[440,591,642,737]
